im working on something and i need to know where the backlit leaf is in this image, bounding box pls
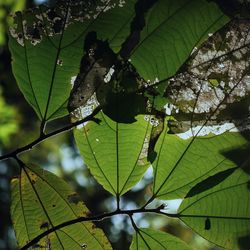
[11,164,111,249]
[130,0,229,81]
[74,112,151,196]
[130,228,193,250]
[178,168,250,250]
[151,130,249,200]
[8,0,134,121]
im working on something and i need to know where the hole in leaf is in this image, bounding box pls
[81,243,87,249]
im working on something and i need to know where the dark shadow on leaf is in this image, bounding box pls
[185,167,238,198]
[222,142,250,174]
[102,92,147,123]
[207,0,250,18]
[238,235,250,250]
[68,31,117,112]
[120,0,158,59]
[247,181,250,190]
[67,193,82,204]
[147,113,165,163]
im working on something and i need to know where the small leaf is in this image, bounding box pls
[74,112,151,196]
[11,164,111,249]
[130,228,193,250]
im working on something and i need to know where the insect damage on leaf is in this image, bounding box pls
[205,217,211,230]
[81,243,87,249]
[67,31,116,113]
[164,19,250,134]
[9,1,124,46]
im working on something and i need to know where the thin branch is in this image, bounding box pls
[0,106,101,161]
[129,214,151,250]
[21,206,175,250]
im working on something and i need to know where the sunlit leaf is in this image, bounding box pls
[178,168,250,250]
[130,0,229,81]
[74,112,151,196]
[11,164,111,249]
[130,228,193,250]
[151,130,249,200]
[0,92,18,146]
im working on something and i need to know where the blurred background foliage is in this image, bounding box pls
[0,0,224,249]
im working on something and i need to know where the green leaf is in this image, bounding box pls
[130,228,193,250]
[8,1,135,121]
[185,167,237,198]
[130,0,229,81]
[151,130,249,199]
[178,168,250,250]
[0,91,19,146]
[11,164,111,249]
[74,112,151,196]
[98,80,148,123]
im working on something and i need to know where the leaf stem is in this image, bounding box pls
[116,194,120,211]
[129,214,139,232]
[40,120,46,136]
[141,195,155,209]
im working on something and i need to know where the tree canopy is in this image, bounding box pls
[0,0,249,249]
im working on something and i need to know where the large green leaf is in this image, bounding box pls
[178,167,250,250]
[130,0,229,81]
[8,0,135,121]
[11,164,111,249]
[74,112,151,196]
[151,130,249,200]
[130,228,193,250]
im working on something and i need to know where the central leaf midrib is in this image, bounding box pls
[29,165,105,248]
[119,118,151,195]
[23,167,64,249]
[84,126,116,194]
[116,122,119,195]
[43,2,70,121]
[19,14,43,119]
[19,172,30,244]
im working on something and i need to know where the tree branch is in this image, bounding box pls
[0,106,101,161]
[21,206,177,250]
